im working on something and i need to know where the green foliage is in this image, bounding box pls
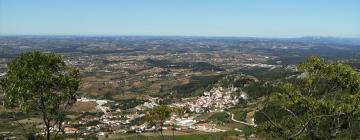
[217,75,235,87]
[255,56,360,139]
[172,75,223,98]
[144,105,173,140]
[229,108,247,122]
[116,131,243,140]
[209,112,231,124]
[146,105,172,124]
[103,91,114,100]
[117,99,145,110]
[86,120,100,126]
[243,82,272,98]
[0,51,80,139]
[242,125,256,137]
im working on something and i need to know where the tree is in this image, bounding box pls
[255,56,360,139]
[1,51,80,140]
[170,107,184,140]
[145,105,172,140]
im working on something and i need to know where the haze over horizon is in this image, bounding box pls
[1,0,360,38]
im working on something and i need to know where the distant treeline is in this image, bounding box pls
[145,58,224,71]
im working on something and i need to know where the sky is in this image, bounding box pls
[0,0,359,37]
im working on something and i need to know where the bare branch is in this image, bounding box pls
[288,114,343,139]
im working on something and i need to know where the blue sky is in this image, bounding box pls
[0,0,359,37]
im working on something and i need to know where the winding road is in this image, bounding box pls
[226,112,256,126]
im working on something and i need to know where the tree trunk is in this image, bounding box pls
[42,112,51,140]
[157,122,165,140]
[160,128,164,140]
[172,126,175,140]
[46,128,50,140]
[159,125,165,140]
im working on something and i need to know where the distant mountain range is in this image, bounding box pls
[1,35,359,49]
[296,36,360,46]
